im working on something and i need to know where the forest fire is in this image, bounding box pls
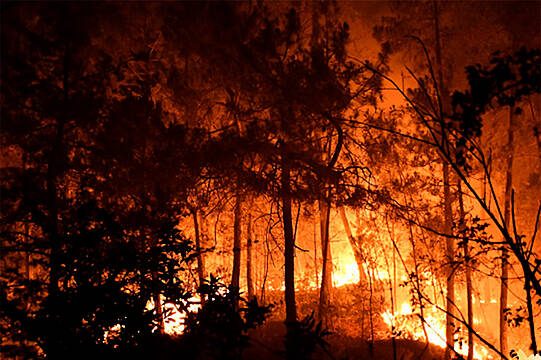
[161,297,201,335]
[381,303,491,360]
[142,295,199,335]
[1,1,540,360]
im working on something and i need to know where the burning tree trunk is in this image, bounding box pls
[500,105,515,359]
[319,199,333,326]
[246,211,254,301]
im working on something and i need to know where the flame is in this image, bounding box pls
[515,351,541,360]
[144,295,201,335]
[333,260,360,287]
[329,244,391,287]
[381,302,492,360]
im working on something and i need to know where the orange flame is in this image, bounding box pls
[381,302,491,359]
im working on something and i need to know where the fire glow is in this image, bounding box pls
[381,303,491,360]
[2,2,539,359]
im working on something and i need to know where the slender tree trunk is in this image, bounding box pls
[231,91,245,300]
[339,207,366,285]
[432,2,455,357]
[500,105,515,359]
[282,156,297,360]
[283,159,296,323]
[318,199,333,326]
[311,4,333,326]
[459,181,474,360]
[443,161,455,359]
[525,277,538,355]
[466,241,474,360]
[246,211,254,301]
[367,265,375,360]
[231,193,243,301]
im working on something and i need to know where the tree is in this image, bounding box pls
[197,4,383,356]
[0,3,204,357]
[365,45,540,358]
[181,276,271,360]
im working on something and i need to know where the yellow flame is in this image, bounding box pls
[145,295,201,335]
[381,302,492,360]
[333,261,360,287]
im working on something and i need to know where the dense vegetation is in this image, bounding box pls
[1,2,539,359]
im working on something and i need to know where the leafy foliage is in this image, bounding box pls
[0,200,196,358]
[450,48,541,168]
[181,276,272,360]
[283,312,332,360]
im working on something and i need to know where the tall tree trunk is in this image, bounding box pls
[339,207,366,285]
[246,211,254,301]
[318,199,333,326]
[500,105,515,358]
[367,266,375,360]
[525,277,538,355]
[443,161,455,359]
[282,156,297,360]
[432,2,455,358]
[283,159,296,323]
[466,240,474,360]
[231,193,243,297]
[231,89,245,301]
[383,218,398,360]
[459,181,474,360]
